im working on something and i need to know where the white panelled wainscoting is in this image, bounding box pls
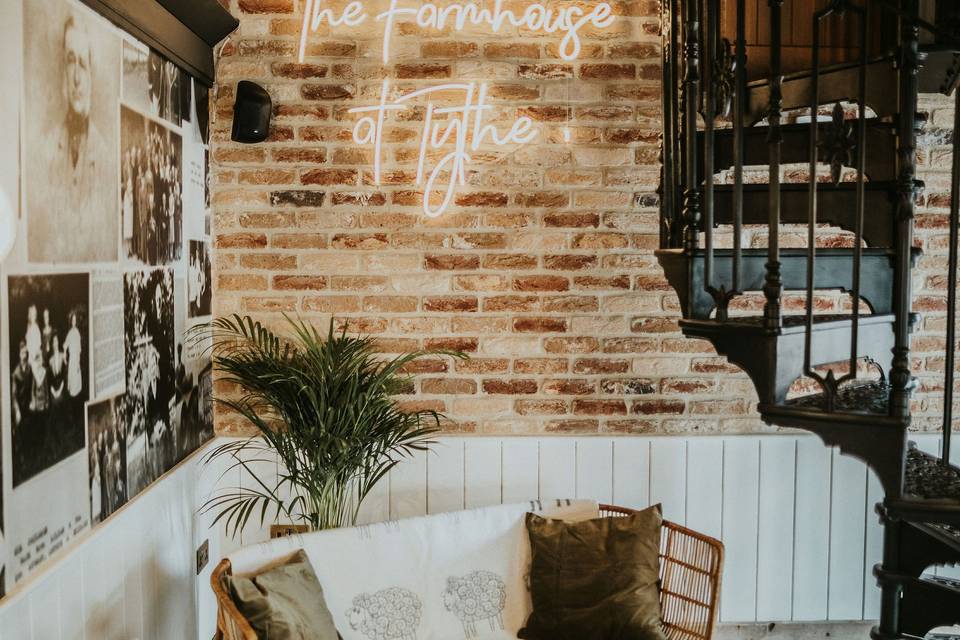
[2,434,958,640]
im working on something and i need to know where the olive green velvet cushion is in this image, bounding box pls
[224,549,341,640]
[518,505,666,640]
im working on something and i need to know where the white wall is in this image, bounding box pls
[0,448,212,640]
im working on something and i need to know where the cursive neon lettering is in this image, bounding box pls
[301,0,616,63]
[349,80,539,217]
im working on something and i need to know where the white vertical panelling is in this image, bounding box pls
[650,438,687,525]
[612,439,650,511]
[756,437,797,621]
[464,439,502,509]
[539,438,577,499]
[827,449,868,620]
[576,439,613,504]
[863,468,884,619]
[685,438,724,539]
[426,440,465,514]
[501,439,539,503]
[357,475,391,525]
[0,595,31,640]
[720,438,761,622]
[793,438,833,621]
[58,554,85,640]
[29,576,60,640]
[390,449,428,520]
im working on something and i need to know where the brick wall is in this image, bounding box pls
[210,0,957,437]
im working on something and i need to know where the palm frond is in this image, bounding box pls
[202,315,465,535]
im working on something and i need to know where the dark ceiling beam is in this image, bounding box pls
[78,0,237,86]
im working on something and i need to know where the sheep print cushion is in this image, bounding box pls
[225,499,599,640]
[518,505,667,640]
[224,549,341,640]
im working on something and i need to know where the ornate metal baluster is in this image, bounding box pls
[849,2,868,392]
[890,0,923,418]
[804,8,823,382]
[764,0,784,331]
[703,0,716,304]
[660,0,677,248]
[944,87,960,464]
[732,0,745,296]
[682,0,702,256]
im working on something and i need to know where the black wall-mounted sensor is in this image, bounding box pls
[231,81,272,143]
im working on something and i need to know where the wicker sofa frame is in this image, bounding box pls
[211,504,724,640]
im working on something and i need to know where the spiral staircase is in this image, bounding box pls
[658,1,960,637]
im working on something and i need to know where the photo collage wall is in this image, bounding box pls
[0,0,214,596]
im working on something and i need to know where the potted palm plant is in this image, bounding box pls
[194,314,462,536]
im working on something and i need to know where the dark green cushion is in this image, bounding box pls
[224,549,341,640]
[519,505,667,640]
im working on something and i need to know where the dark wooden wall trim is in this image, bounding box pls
[78,0,237,86]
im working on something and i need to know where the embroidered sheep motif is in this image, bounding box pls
[347,587,422,640]
[443,570,507,638]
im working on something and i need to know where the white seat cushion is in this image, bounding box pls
[227,499,599,640]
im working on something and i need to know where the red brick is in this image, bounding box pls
[425,337,480,352]
[573,400,628,415]
[423,296,479,312]
[514,275,569,292]
[238,0,292,13]
[573,359,631,374]
[272,275,327,290]
[483,379,538,394]
[632,399,686,415]
[513,317,568,333]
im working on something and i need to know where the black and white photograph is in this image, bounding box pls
[24,0,119,264]
[121,39,150,112]
[124,268,175,497]
[188,240,211,318]
[7,273,90,487]
[121,105,183,266]
[148,50,181,126]
[86,394,128,524]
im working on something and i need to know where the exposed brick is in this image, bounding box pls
[573,399,628,415]
[513,317,568,333]
[483,379,538,394]
[513,275,569,292]
[272,276,327,290]
[238,0,292,13]
[422,378,477,395]
[216,233,267,249]
[632,399,686,415]
[423,296,479,313]
[270,190,326,207]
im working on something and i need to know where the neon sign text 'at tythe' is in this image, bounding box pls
[351,81,537,218]
[298,0,615,63]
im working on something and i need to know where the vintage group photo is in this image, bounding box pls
[7,274,90,487]
[123,268,175,496]
[121,105,183,266]
[86,394,128,524]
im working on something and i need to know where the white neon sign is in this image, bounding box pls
[298,0,615,217]
[299,0,614,64]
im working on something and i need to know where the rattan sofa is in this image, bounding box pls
[211,504,724,640]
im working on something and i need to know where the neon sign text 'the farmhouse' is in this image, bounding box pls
[298,0,617,217]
